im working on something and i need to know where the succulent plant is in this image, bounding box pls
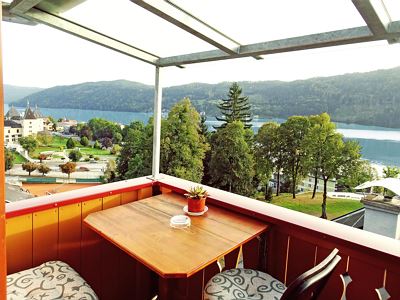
[185,186,209,200]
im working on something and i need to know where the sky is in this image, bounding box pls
[2,0,400,88]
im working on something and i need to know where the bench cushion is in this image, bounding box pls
[204,268,286,300]
[7,261,98,300]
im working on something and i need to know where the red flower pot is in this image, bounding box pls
[188,197,206,213]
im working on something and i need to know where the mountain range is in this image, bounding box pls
[9,67,400,128]
[4,85,43,103]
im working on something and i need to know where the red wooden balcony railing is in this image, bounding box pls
[4,174,400,299]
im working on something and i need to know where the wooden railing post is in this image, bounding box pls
[0,6,7,299]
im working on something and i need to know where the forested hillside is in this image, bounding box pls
[4,84,43,103]
[11,67,400,128]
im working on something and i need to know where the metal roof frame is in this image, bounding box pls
[2,0,400,67]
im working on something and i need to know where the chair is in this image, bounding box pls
[7,261,99,300]
[204,248,341,300]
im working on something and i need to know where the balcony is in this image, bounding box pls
[4,174,400,300]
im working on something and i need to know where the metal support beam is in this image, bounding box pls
[352,0,391,36]
[131,0,240,55]
[158,22,400,66]
[9,0,42,14]
[20,8,159,65]
[152,66,162,179]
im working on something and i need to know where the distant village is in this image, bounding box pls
[4,102,77,144]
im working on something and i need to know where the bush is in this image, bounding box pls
[94,156,100,161]
[80,136,89,147]
[66,137,75,149]
[84,157,90,162]
[110,144,122,155]
[68,149,83,162]
[93,140,101,149]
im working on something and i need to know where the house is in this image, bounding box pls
[298,176,336,193]
[3,103,45,144]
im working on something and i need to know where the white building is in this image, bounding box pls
[4,120,22,144]
[298,175,336,193]
[4,104,45,145]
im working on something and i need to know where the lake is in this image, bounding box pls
[5,104,400,167]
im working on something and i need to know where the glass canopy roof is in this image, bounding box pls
[3,0,400,66]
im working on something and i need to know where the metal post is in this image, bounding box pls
[152,66,162,179]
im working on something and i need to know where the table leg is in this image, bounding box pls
[158,270,205,300]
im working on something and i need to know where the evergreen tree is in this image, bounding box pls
[209,121,255,196]
[215,83,252,129]
[161,98,209,182]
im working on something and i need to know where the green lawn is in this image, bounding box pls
[32,135,112,158]
[78,148,110,156]
[268,192,363,220]
[12,151,27,164]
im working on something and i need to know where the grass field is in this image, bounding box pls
[76,148,110,156]
[12,151,27,164]
[32,136,111,158]
[269,192,363,220]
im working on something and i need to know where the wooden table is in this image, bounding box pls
[84,192,268,299]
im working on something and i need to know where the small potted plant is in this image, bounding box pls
[185,186,209,213]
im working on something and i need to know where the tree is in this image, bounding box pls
[79,124,93,140]
[161,98,209,182]
[88,118,122,141]
[36,131,53,145]
[383,166,400,178]
[110,144,122,155]
[5,148,14,171]
[113,132,123,145]
[255,122,284,196]
[37,164,51,176]
[319,137,361,219]
[304,113,336,199]
[80,136,89,147]
[19,136,38,154]
[59,162,76,179]
[101,137,113,149]
[68,149,83,162]
[103,160,117,183]
[38,153,48,163]
[337,160,377,191]
[93,140,101,149]
[215,82,252,129]
[66,137,75,149]
[117,121,152,179]
[280,116,311,199]
[22,162,37,176]
[199,112,210,140]
[209,121,255,196]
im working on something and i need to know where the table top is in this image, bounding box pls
[84,192,268,278]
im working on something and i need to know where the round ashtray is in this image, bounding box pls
[170,215,191,228]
